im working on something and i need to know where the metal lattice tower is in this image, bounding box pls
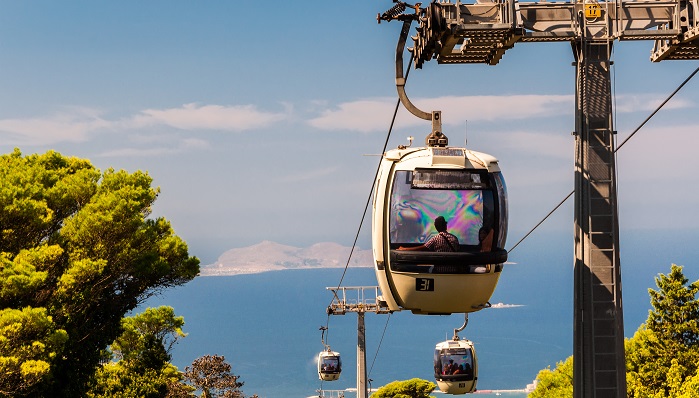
[325,286,392,398]
[378,0,699,395]
[573,37,626,398]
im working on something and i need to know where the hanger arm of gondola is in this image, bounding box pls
[453,313,468,340]
[395,19,447,147]
[395,20,430,121]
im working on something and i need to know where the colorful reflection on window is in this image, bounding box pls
[389,170,494,247]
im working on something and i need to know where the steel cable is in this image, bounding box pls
[318,54,415,395]
[507,64,699,254]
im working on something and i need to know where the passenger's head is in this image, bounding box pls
[434,216,447,232]
[479,227,489,241]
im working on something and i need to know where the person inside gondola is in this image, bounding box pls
[321,357,338,372]
[443,359,456,375]
[398,216,459,252]
[478,226,494,252]
[462,361,473,378]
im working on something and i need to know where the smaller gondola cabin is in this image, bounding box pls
[317,350,342,381]
[434,339,478,394]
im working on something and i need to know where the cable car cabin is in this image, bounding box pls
[317,350,342,381]
[372,146,508,314]
[434,339,478,394]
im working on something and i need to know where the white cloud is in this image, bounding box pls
[97,137,210,158]
[307,98,398,133]
[1,94,690,152]
[421,95,573,122]
[129,103,289,131]
[308,94,573,132]
[486,130,572,160]
[0,103,290,148]
[616,124,699,180]
[614,94,692,113]
[0,107,109,146]
[308,92,699,134]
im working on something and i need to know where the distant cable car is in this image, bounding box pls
[434,315,478,394]
[434,338,478,394]
[317,326,341,381]
[372,139,508,314]
[317,349,342,381]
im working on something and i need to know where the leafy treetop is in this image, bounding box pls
[529,264,699,398]
[0,149,199,397]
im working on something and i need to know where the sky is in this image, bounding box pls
[1,0,698,277]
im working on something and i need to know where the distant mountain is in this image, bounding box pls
[199,241,374,276]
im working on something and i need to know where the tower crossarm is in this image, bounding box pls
[412,0,699,65]
[325,286,394,315]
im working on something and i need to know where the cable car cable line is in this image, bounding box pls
[316,54,416,395]
[367,312,392,378]
[329,55,416,297]
[507,191,574,254]
[616,65,699,152]
[507,64,699,254]
[322,55,414,328]
[373,10,510,316]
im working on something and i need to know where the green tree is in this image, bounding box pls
[528,356,573,398]
[530,264,699,398]
[87,306,191,398]
[88,363,184,398]
[183,355,245,398]
[672,367,699,398]
[0,149,199,397]
[626,264,699,397]
[0,306,68,396]
[110,306,186,368]
[371,378,436,398]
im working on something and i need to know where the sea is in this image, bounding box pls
[142,229,699,398]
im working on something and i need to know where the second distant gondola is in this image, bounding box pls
[434,338,478,394]
[317,349,342,381]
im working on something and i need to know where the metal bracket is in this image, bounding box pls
[395,20,448,147]
[453,313,469,341]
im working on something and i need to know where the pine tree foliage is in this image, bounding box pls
[87,306,193,398]
[0,149,199,397]
[87,364,181,398]
[528,356,573,398]
[626,264,699,397]
[110,306,186,364]
[371,378,436,398]
[530,264,699,398]
[0,306,68,396]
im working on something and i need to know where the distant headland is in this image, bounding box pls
[199,241,373,276]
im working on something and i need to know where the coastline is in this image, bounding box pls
[199,263,373,277]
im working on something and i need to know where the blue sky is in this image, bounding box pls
[1,0,698,274]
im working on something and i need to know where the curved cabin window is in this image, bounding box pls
[320,356,341,374]
[434,347,475,381]
[493,171,508,249]
[389,169,499,252]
